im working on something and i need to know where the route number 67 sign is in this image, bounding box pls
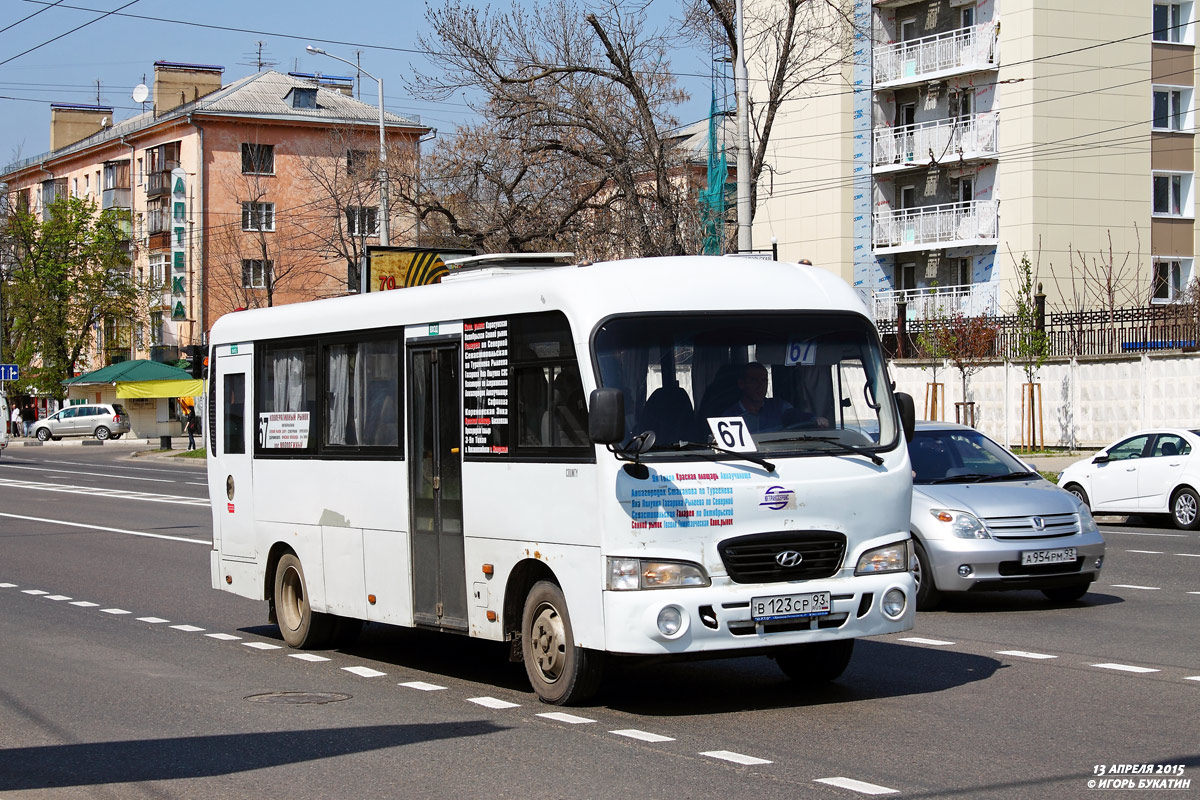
[706,417,757,452]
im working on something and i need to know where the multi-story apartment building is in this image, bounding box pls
[1,61,428,368]
[753,0,1194,322]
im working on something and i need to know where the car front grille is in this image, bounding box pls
[717,531,846,584]
[984,512,1080,540]
[998,557,1085,576]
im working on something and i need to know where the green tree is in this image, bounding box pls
[1010,253,1049,385]
[0,195,137,399]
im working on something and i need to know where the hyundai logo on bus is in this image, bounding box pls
[760,486,796,510]
[775,550,804,568]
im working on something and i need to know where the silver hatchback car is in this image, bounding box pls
[33,403,131,441]
[908,422,1105,609]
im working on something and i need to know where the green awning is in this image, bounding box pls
[65,359,193,385]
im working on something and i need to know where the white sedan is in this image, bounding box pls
[1058,428,1200,530]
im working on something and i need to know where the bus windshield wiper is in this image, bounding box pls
[776,434,884,466]
[667,440,776,473]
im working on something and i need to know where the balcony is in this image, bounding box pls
[873,199,999,253]
[145,163,179,198]
[871,282,1000,323]
[874,112,998,172]
[102,187,131,210]
[874,23,999,89]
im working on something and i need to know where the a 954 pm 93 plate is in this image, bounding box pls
[750,591,831,622]
[1020,547,1076,566]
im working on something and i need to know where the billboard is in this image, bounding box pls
[364,246,476,293]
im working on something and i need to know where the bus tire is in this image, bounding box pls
[273,553,333,648]
[774,638,855,684]
[521,580,603,705]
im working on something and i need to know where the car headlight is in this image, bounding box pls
[855,540,909,575]
[607,557,710,590]
[929,508,991,539]
[1078,505,1100,535]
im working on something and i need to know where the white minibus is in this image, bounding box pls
[207,255,917,704]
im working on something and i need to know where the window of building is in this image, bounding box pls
[346,206,379,237]
[951,89,974,121]
[291,87,318,109]
[898,262,917,291]
[956,257,973,287]
[347,149,371,176]
[241,143,275,175]
[1153,85,1193,131]
[242,259,272,289]
[72,178,79,197]
[149,252,169,288]
[1152,257,1194,302]
[241,201,276,232]
[958,177,975,204]
[1152,171,1193,217]
[899,185,916,209]
[960,5,975,29]
[1153,2,1190,43]
[150,311,164,346]
[900,18,917,41]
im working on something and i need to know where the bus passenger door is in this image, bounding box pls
[214,347,256,559]
[407,343,467,631]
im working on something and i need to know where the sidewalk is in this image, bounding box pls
[4,433,204,459]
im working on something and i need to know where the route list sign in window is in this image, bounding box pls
[463,318,510,454]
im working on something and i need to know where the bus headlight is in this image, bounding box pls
[607,558,710,590]
[930,508,991,539]
[855,541,909,575]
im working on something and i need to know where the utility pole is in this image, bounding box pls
[734,0,752,253]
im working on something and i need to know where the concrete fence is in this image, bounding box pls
[891,352,1199,450]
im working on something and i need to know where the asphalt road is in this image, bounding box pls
[0,445,1196,799]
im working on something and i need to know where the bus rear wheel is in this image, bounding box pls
[774,638,855,684]
[274,553,333,648]
[521,581,604,705]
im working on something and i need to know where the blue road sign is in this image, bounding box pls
[0,364,19,381]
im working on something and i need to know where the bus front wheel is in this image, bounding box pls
[774,638,855,684]
[521,581,604,705]
[274,553,333,648]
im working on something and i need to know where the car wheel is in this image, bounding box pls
[912,538,942,611]
[775,639,855,683]
[1063,483,1089,509]
[273,553,334,648]
[1042,583,1090,603]
[36,428,50,442]
[94,426,110,441]
[521,580,604,705]
[1170,487,1200,531]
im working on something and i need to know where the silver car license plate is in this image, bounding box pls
[750,591,831,622]
[1020,547,1077,566]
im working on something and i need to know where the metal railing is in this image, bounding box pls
[872,282,1000,321]
[873,200,999,250]
[874,23,999,86]
[874,112,998,168]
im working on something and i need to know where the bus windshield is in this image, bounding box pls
[593,312,898,457]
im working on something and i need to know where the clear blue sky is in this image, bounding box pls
[0,0,716,167]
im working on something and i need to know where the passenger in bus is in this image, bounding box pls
[724,362,828,433]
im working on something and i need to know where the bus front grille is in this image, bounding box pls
[718,531,847,584]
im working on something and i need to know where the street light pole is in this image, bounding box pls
[306,46,389,250]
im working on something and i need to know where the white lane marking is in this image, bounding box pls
[701,750,772,766]
[185,482,208,487]
[205,633,241,641]
[0,482,209,508]
[342,666,386,677]
[1110,584,1160,590]
[400,681,447,691]
[137,617,169,623]
[0,512,210,544]
[243,642,282,651]
[1091,663,1160,674]
[289,653,331,662]
[44,594,71,601]
[36,458,201,475]
[170,624,204,631]
[899,637,955,646]
[996,650,1057,660]
[21,589,48,595]
[1185,676,1200,682]
[537,712,595,724]
[610,729,674,743]
[101,608,131,615]
[468,696,520,709]
[1189,592,1200,596]
[0,463,174,483]
[814,777,899,795]
[1126,549,1163,554]
[1175,553,1200,558]
[70,601,99,607]
[0,583,16,588]
[1105,530,1185,537]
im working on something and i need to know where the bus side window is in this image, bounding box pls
[224,373,245,455]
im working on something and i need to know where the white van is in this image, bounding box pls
[206,255,918,704]
[0,394,9,456]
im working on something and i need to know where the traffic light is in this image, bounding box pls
[188,345,207,379]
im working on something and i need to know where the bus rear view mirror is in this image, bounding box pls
[896,391,915,443]
[589,388,625,444]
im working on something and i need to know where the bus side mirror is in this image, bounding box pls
[896,391,915,443]
[588,388,625,444]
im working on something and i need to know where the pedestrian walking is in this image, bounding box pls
[21,404,35,437]
[186,409,199,450]
[10,403,21,437]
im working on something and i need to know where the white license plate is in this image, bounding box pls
[750,591,831,621]
[1021,547,1077,566]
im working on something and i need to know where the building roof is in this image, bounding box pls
[3,70,427,176]
[64,359,192,385]
[667,114,737,166]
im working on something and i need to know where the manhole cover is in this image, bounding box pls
[245,692,351,705]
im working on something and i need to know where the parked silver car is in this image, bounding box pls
[908,422,1105,608]
[33,403,131,441]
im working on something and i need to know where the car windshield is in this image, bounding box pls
[909,429,1033,484]
[592,312,899,458]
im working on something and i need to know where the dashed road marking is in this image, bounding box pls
[537,712,595,724]
[1175,553,1200,558]
[44,595,71,601]
[400,681,446,691]
[468,696,520,709]
[170,624,204,631]
[70,601,99,607]
[244,642,282,651]
[899,637,955,646]
[1110,584,1160,590]
[1091,663,1160,674]
[342,666,386,677]
[996,650,1057,660]
[101,608,131,615]
[0,583,17,588]
[610,729,674,743]
[137,616,169,623]
[814,777,899,795]
[288,653,331,662]
[205,633,241,641]
[1126,550,1164,554]
[701,750,771,766]
[1185,676,1200,682]
[22,589,48,595]
[1189,592,1200,596]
